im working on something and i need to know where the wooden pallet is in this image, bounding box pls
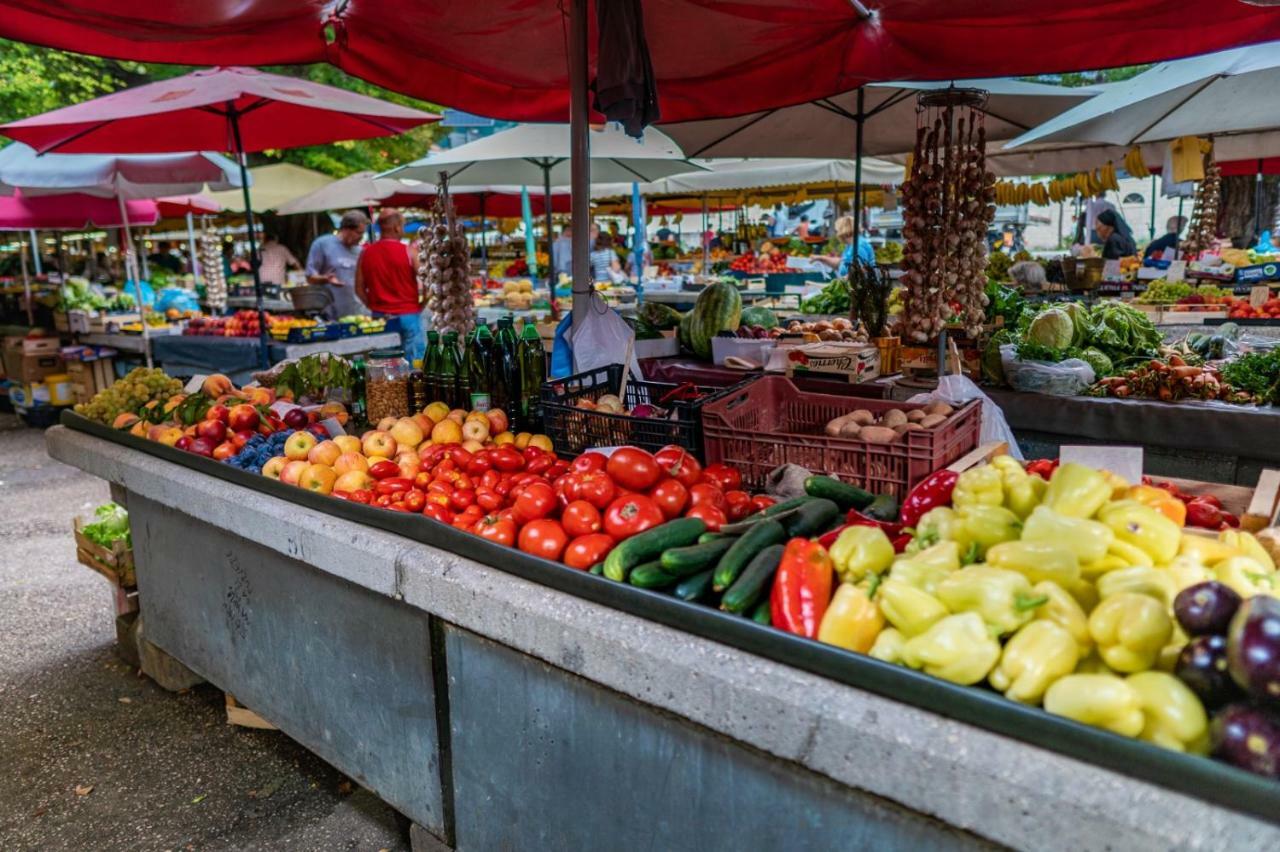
[73,518,136,587]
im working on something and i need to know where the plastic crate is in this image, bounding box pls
[541,364,747,461]
[700,376,981,498]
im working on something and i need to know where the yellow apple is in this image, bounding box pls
[389,417,425,450]
[425,401,450,423]
[284,430,318,461]
[431,419,463,444]
[333,452,369,476]
[461,438,485,454]
[486,408,509,436]
[377,416,398,432]
[333,470,374,493]
[493,431,515,446]
[529,434,554,452]
[412,412,435,435]
[461,417,490,443]
[361,430,397,459]
[333,435,362,454]
[396,451,422,477]
[447,408,467,424]
[300,464,337,495]
[307,439,342,466]
[261,456,288,479]
[514,432,532,450]
[280,460,310,485]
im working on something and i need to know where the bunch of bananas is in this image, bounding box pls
[1124,146,1151,179]
[993,181,1050,206]
[996,162,1122,207]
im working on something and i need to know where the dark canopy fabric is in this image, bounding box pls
[2,2,1280,123]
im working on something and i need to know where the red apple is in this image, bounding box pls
[283,407,309,430]
[228,403,260,432]
[206,404,231,424]
[212,441,238,461]
[196,419,227,443]
[175,436,193,451]
[189,436,217,457]
[284,431,318,461]
[280,460,309,485]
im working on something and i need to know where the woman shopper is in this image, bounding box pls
[814,215,875,276]
[1095,209,1137,260]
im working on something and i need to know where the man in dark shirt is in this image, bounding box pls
[1143,215,1187,260]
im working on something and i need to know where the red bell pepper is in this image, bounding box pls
[818,508,908,552]
[1024,459,1059,481]
[1185,498,1223,529]
[898,470,959,529]
[770,537,834,639]
[1220,511,1240,529]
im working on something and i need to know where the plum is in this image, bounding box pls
[1210,703,1280,778]
[1176,635,1242,710]
[1227,596,1280,705]
[1174,581,1241,637]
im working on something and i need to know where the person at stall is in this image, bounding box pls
[654,220,675,242]
[590,233,624,282]
[147,241,184,274]
[813,215,875,275]
[258,233,300,287]
[1142,215,1187,261]
[551,225,572,282]
[793,215,811,239]
[1095,209,1137,260]
[355,209,425,364]
[305,209,368,319]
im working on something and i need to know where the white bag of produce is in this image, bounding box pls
[999,344,1095,399]
[907,372,1024,461]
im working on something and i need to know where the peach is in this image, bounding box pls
[112,412,140,430]
[201,373,235,398]
[447,408,467,424]
[307,439,342,466]
[485,408,509,436]
[334,470,374,493]
[424,401,450,423]
[431,418,463,444]
[333,452,369,476]
[362,430,397,459]
[528,434,553,452]
[300,464,337,494]
[461,417,490,443]
[389,417,425,450]
[130,420,149,438]
[377,416,398,432]
[318,401,349,426]
[243,386,274,406]
[493,431,515,446]
[284,431,318,461]
[261,456,288,479]
[461,438,485,454]
[280,460,310,485]
[147,425,184,446]
[333,435,362,455]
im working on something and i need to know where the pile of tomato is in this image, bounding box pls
[1225,296,1280,319]
[331,444,773,570]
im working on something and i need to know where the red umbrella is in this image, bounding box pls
[381,191,573,218]
[155,195,222,218]
[0,2,1278,124]
[0,190,157,230]
[0,66,439,365]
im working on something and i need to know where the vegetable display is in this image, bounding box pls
[683,280,742,359]
[81,502,131,549]
[422,175,474,337]
[1090,356,1252,403]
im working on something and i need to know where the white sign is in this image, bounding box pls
[1166,260,1187,282]
[1102,259,1122,279]
[183,374,208,394]
[1060,445,1143,486]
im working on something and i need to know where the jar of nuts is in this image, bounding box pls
[365,349,411,425]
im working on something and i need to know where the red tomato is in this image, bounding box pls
[749,495,776,513]
[476,515,517,546]
[701,463,742,492]
[653,445,703,488]
[513,481,557,524]
[723,490,753,521]
[374,493,394,508]
[403,490,427,512]
[571,452,608,474]
[648,478,690,520]
[492,447,525,472]
[476,487,503,512]
[569,472,616,510]
[449,488,476,511]
[350,489,372,505]
[607,447,662,492]
[547,460,571,481]
[423,503,454,524]
[604,494,665,539]
[368,459,401,480]
[413,471,434,490]
[684,503,727,532]
[562,500,603,537]
[563,533,616,570]
[688,483,726,510]
[465,455,493,476]
[525,455,554,475]
[518,519,569,561]
[330,490,351,501]
[375,477,413,496]
[446,446,473,467]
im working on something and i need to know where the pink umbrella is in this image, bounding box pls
[155,194,221,218]
[0,190,157,230]
[0,66,439,364]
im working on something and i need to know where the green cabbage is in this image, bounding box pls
[1027,308,1075,351]
[1077,347,1114,378]
[82,503,130,548]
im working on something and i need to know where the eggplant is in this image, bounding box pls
[1173,581,1241,637]
[1175,635,1242,710]
[1210,703,1280,778]
[1227,596,1280,704]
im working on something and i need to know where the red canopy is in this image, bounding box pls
[1,3,1279,124]
[380,191,573,218]
[0,66,438,154]
[0,191,157,230]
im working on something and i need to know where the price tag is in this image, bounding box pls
[318,417,346,437]
[1060,445,1143,486]
[269,400,301,417]
[1250,285,1270,309]
[1102,259,1122,279]
[184,374,208,394]
[1166,260,1186,282]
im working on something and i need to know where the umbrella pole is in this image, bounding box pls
[569,0,591,331]
[544,166,556,294]
[480,193,489,288]
[20,232,33,327]
[1255,159,1265,240]
[852,87,865,281]
[186,211,201,286]
[117,195,153,368]
[701,193,710,274]
[30,229,42,275]
[1149,175,1157,241]
[228,108,271,370]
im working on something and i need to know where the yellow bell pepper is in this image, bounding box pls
[1095,565,1177,606]
[1021,506,1114,565]
[1220,529,1277,572]
[989,620,1080,704]
[1088,592,1173,673]
[1127,671,1209,753]
[935,566,1048,637]
[989,454,1026,481]
[1075,652,1116,675]
[1102,470,1133,499]
[1065,577,1099,613]
[907,540,961,571]
[1165,555,1213,595]
[952,466,1004,509]
[876,579,948,637]
[1043,462,1112,519]
[956,505,1023,554]
[1044,673,1145,737]
[1177,533,1241,566]
[1127,485,1187,526]
[829,525,895,584]
[817,583,884,653]
[1006,474,1048,520]
[1098,500,1181,564]
[985,540,1081,587]
[911,506,959,550]
[1212,555,1278,599]
[868,627,905,664]
[889,556,952,595]
[901,612,1001,685]
[1033,580,1092,654]
[1157,623,1189,673]
[1105,537,1156,568]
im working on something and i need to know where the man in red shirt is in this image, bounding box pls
[355,209,426,363]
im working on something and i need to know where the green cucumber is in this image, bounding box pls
[750,599,772,625]
[660,537,736,577]
[721,543,784,614]
[781,498,840,538]
[713,519,786,592]
[804,475,875,511]
[630,561,679,589]
[698,531,729,543]
[673,568,715,602]
[589,562,604,575]
[603,517,707,582]
[862,493,900,522]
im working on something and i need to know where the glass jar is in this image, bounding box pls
[365,349,411,424]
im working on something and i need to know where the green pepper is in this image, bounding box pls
[1021,506,1114,565]
[984,540,1081,587]
[935,565,1049,637]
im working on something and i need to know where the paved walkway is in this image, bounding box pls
[0,415,408,851]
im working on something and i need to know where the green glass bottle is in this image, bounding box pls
[493,316,519,414]
[466,323,495,411]
[517,322,547,432]
[349,356,368,427]
[441,330,462,409]
[424,329,441,403]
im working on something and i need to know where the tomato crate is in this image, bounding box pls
[700,376,981,497]
[541,364,748,461]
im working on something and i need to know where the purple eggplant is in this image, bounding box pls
[1210,703,1280,778]
[1227,596,1280,705]
[1176,635,1242,710]
[1174,581,1241,637]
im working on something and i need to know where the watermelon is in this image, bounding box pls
[686,281,743,359]
[739,306,778,329]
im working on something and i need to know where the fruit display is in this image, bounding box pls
[501,279,536,310]
[1137,281,1230,306]
[992,163,1120,207]
[823,401,956,443]
[422,175,475,337]
[1183,153,1222,257]
[875,242,904,265]
[269,316,320,338]
[728,250,790,274]
[200,228,227,312]
[1226,296,1280,319]
[73,367,183,424]
[679,280,742,360]
[184,310,284,337]
[899,99,996,342]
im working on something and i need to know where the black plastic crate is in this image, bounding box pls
[541,364,752,461]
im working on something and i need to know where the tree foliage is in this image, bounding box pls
[0,40,443,177]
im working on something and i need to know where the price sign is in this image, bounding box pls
[1166,260,1187,282]
[1060,445,1144,486]
[1250,285,1270,309]
[1102,259,1122,279]
[183,374,208,394]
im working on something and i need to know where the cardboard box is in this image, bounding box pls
[67,358,115,404]
[768,341,880,383]
[3,336,64,384]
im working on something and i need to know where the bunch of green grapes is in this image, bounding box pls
[74,367,183,424]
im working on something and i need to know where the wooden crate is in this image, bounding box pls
[225,693,278,730]
[73,517,135,587]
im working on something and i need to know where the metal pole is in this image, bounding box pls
[20,233,33,326]
[852,88,865,274]
[1255,159,1265,241]
[569,0,592,330]
[544,165,555,290]
[480,193,489,288]
[30,229,42,275]
[1149,175,1157,241]
[1176,196,1185,255]
[701,193,710,274]
[117,195,153,368]
[228,106,271,369]
[186,211,201,285]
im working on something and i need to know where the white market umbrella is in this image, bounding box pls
[275,170,424,215]
[593,158,903,198]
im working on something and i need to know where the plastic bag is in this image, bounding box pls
[550,291,643,379]
[154,287,201,314]
[907,373,1024,461]
[999,344,1095,397]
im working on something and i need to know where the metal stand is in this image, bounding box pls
[227,105,271,370]
[569,0,591,330]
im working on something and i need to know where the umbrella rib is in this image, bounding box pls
[36,120,116,155]
[612,159,665,182]
[1126,75,1222,146]
[812,99,859,122]
[689,109,778,157]
[977,106,1031,132]
[865,89,914,120]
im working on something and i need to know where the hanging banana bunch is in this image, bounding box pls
[1125,146,1150,178]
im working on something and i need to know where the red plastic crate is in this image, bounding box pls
[700,376,981,497]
